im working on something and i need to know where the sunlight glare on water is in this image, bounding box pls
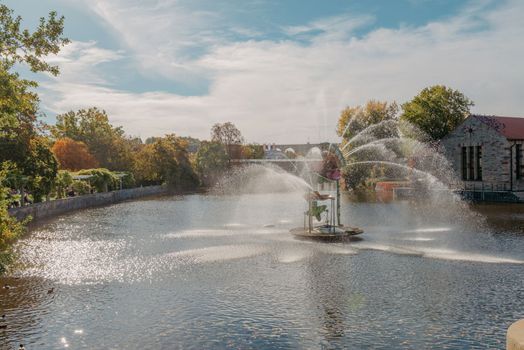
[2,193,524,349]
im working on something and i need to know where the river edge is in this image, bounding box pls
[1,186,205,275]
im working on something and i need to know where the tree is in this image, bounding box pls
[0,5,69,75]
[241,144,264,159]
[179,136,201,153]
[23,137,58,202]
[211,122,244,159]
[0,3,67,271]
[134,135,199,189]
[51,108,134,170]
[0,4,68,162]
[337,100,399,141]
[336,101,400,192]
[0,3,68,204]
[195,141,229,186]
[400,85,473,141]
[52,138,99,171]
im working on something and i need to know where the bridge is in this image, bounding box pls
[231,142,346,174]
[263,142,346,166]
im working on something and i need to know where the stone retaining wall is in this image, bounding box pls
[8,185,167,222]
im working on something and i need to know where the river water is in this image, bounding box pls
[1,192,524,349]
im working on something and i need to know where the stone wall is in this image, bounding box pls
[441,116,523,190]
[8,185,167,222]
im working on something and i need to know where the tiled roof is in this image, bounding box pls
[473,115,524,140]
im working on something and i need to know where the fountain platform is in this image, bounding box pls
[290,224,363,241]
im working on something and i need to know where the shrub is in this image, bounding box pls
[76,168,118,192]
[71,180,91,195]
[0,164,29,273]
[54,170,73,198]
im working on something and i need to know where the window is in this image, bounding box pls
[461,147,467,180]
[476,146,482,181]
[461,145,482,181]
[468,146,475,181]
[517,144,522,180]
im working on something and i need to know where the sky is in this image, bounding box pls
[4,0,524,143]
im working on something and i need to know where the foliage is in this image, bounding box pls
[211,122,244,159]
[134,135,199,189]
[76,168,118,192]
[0,3,68,272]
[0,69,59,203]
[179,136,201,153]
[1,162,26,190]
[337,100,399,141]
[195,141,229,186]
[0,4,69,75]
[336,101,399,191]
[0,3,68,206]
[0,3,68,163]
[400,85,473,141]
[115,172,136,189]
[52,137,98,171]
[71,180,91,195]
[0,135,57,203]
[24,137,58,202]
[54,170,73,198]
[241,144,264,159]
[51,107,134,170]
[0,67,39,137]
[0,163,28,273]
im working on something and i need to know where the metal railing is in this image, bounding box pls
[459,182,510,192]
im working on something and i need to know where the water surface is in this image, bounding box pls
[1,193,524,349]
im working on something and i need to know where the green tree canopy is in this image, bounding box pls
[0,3,68,203]
[0,3,68,143]
[337,100,399,141]
[0,5,69,75]
[195,141,229,186]
[134,135,199,189]
[400,85,473,141]
[24,137,58,202]
[51,108,134,170]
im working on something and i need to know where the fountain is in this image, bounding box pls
[3,112,524,349]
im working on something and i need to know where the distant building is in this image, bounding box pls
[441,115,524,201]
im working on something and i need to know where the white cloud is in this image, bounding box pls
[44,41,124,85]
[283,13,374,42]
[41,0,524,143]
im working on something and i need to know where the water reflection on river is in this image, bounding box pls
[1,193,524,349]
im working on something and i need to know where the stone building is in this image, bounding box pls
[441,115,524,201]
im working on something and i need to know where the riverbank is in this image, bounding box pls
[1,185,169,274]
[8,185,168,223]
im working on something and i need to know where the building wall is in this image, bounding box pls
[8,185,167,222]
[441,116,512,190]
[513,141,524,192]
